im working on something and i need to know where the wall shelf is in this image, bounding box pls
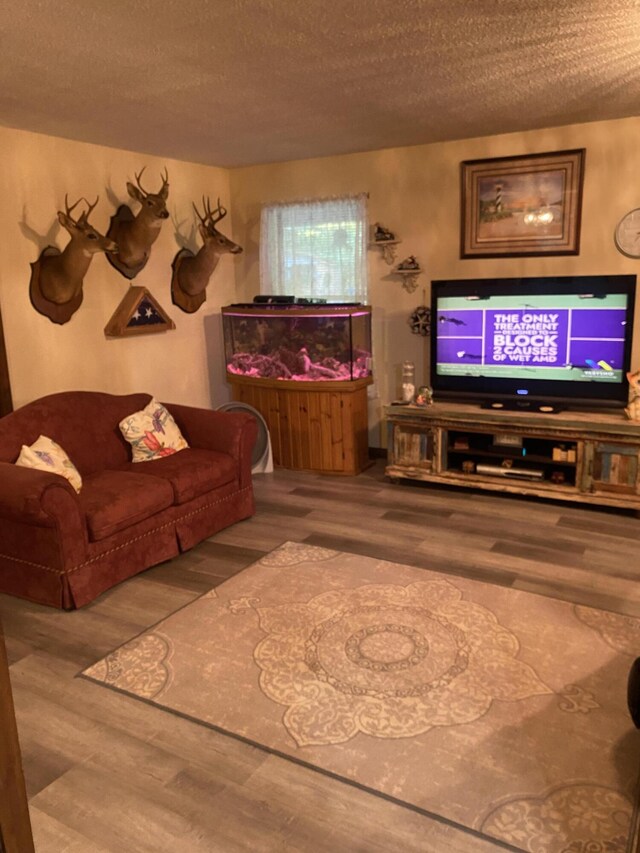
[394,267,422,293]
[369,239,401,265]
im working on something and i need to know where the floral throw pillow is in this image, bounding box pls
[15,435,83,493]
[119,399,189,463]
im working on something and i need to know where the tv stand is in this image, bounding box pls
[385,402,640,511]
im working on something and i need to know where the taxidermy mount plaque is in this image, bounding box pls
[30,195,117,325]
[171,196,242,314]
[107,167,169,280]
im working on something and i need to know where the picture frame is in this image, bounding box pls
[460,149,585,258]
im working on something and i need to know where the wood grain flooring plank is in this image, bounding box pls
[3,633,36,667]
[408,554,519,589]
[29,806,112,853]
[0,608,142,669]
[556,513,640,540]
[512,578,640,617]
[255,498,313,518]
[490,540,588,569]
[246,754,501,853]
[414,536,640,602]
[382,507,455,522]
[190,539,268,565]
[412,509,588,554]
[134,563,221,595]
[19,736,77,799]
[488,539,640,583]
[300,511,496,562]
[148,721,267,787]
[30,763,226,853]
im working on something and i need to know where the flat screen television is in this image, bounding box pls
[431,275,636,410]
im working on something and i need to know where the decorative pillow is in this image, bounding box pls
[119,398,189,463]
[15,435,83,493]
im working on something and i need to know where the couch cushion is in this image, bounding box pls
[79,470,174,542]
[119,398,189,462]
[15,435,83,493]
[120,448,237,505]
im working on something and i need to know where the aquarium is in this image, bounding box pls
[222,304,372,382]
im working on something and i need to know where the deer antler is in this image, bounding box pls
[64,195,83,220]
[64,195,99,224]
[193,196,208,226]
[78,196,99,223]
[208,197,227,226]
[135,166,169,198]
[134,167,148,197]
[194,196,227,229]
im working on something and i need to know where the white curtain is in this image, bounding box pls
[260,194,368,303]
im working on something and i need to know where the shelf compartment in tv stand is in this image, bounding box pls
[445,429,579,485]
[385,402,640,510]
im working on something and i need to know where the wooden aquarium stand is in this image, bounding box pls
[385,401,640,511]
[229,375,373,475]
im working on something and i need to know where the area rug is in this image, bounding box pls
[82,542,640,852]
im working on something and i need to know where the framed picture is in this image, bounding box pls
[460,149,585,258]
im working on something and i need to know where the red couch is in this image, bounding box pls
[0,391,257,609]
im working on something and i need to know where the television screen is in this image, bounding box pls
[431,276,636,409]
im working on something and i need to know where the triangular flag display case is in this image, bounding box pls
[104,286,175,338]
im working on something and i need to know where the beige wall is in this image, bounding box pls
[0,126,239,410]
[2,117,638,437]
[230,116,640,445]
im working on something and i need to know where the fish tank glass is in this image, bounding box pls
[222,304,372,382]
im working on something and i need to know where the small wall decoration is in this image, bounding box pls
[374,222,395,242]
[394,255,422,293]
[171,196,243,314]
[409,305,431,336]
[460,149,585,258]
[104,286,175,337]
[107,167,169,279]
[30,196,117,325]
[369,222,400,264]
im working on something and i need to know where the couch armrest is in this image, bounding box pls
[0,462,88,566]
[0,462,74,524]
[163,403,259,489]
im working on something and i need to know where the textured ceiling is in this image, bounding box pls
[1,1,639,168]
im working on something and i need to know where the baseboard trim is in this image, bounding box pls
[368,447,387,459]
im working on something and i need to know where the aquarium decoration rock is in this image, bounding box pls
[228,347,370,381]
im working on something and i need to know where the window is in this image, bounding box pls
[260,194,368,303]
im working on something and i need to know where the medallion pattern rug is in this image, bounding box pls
[82,543,640,852]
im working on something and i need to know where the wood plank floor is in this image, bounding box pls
[3,461,640,852]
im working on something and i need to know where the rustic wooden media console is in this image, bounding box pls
[385,402,640,510]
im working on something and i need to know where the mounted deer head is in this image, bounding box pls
[171,196,243,314]
[29,195,117,325]
[106,167,169,279]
